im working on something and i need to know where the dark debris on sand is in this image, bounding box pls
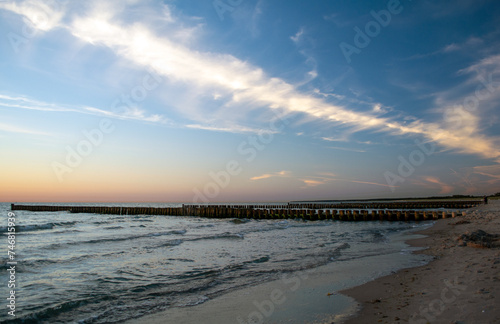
[457,230,500,248]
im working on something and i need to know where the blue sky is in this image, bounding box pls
[1,0,499,203]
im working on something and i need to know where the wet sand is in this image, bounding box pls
[124,225,432,324]
[123,201,498,324]
[341,199,500,324]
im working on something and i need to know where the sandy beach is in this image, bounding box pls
[342,199,500,324]
[120,200,500,324]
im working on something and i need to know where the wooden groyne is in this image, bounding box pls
[286,201,481,210]
[11,200,481,221]
[10,204,185,216]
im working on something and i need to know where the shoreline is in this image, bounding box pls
[340,200,500,324]
[123,223,433,324]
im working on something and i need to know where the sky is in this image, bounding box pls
[1,0,500,203]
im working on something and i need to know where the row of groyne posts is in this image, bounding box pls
[11,201,481,222]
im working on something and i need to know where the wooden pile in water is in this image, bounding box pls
[11,201,481,221]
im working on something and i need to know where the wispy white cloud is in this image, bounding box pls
[428,54,500,160]
[458,54,500,80]
[250,170,396,189]
[372,103,392,115]
[445,164,500,195]
[250,170,291,181]
[299,173,336,188]
[449,167,474,189]
[300,173,394,189]
[469,164,500,190]
[313,89,346,100]
[290,27,318,86]
[443,37,483,53]
[293,168,399,190]
[317,172,336,178]
[443,43,460,53]
[321,136,348,142]
[422,176,454,195]
[347,180,396,188]
[84,106,167,123]
[327,146,366,153]
[400,37,484,61]
[186,123,269,134]
[0,93,168,124]
[0,122,52,136]
[0,94,76,113]
[301,179,325,187]
[249,0,264,38]
[2,1,500,162]
[290,27,304,44]
[472,164,500,181]
[0,0,65,31]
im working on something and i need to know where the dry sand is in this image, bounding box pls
[341,200,500,324]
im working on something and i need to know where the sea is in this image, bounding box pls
[0,202,438,323]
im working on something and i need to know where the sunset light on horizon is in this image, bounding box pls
[1,0,500,203]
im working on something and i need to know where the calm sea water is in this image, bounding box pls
[0,202,433,323]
